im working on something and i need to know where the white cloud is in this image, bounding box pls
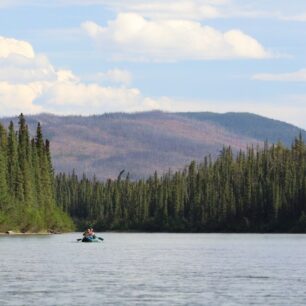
[82,13,271,62]
[0,35,304,130]
[0,54,57,83]
[253,69,306,82]
[56,69,79,82]
[0,82,43,116]
[39,83,143,114]
[0,36,35,58]
[0,36,157,116]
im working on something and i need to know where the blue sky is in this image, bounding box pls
[0,0,306,128]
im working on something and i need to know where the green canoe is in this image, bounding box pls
[77,236,104,242]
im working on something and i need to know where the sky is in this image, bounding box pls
[0,0,306,128]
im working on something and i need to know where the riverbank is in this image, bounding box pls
[0,231,55,235]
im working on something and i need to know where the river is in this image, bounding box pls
[1,233,306,305]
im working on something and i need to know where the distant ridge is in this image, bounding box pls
[1,111,305,180]
[177,112,301,146]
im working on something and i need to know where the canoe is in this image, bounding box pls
[80,236,103,243]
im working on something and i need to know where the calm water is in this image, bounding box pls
[1,233,306,306]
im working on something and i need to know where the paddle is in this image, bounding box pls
[76,237,104,242]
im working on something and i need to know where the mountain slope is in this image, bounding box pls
[178,112,301,146]
[1,111,305,180]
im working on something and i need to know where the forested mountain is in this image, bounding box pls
[0,115,74,232]
[1,113,305,233]
[55,136,306,233]
[2,111,305,180]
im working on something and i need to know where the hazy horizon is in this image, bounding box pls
[2,110,305,131]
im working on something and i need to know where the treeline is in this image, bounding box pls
[0,114,73,232]
[55,136,306,232]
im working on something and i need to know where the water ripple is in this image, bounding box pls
[1,233,306,305]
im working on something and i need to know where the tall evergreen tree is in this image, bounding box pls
[0,116,74,232]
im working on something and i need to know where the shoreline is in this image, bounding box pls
[0,231,54,235]
[2,230,306,235]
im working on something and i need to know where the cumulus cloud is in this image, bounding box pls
[39,83,143,114]
[0,36,35,58]
[56,69,79,82]
[0,37,213,116]
[82,13,271,62]
[253,69,306,82]
[0,54,58,83]
[0,35,161,116]
[0,82,43,116]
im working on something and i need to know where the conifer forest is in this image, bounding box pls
[55,136,306,233]
[0,115,73,232]
[1,115,306,233]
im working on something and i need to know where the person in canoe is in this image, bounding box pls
[83,227,96,240]
[89,227,96,239]
[79,228,103,242]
